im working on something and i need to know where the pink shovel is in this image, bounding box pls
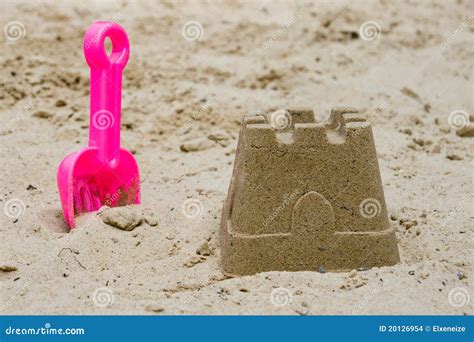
[57,22,140,228]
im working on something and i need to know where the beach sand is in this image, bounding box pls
[0,0,472,314]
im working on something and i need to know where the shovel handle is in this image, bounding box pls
[84,21,129,164]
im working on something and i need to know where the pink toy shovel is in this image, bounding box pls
[57,22,140,228]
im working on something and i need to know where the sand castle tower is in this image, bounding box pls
[220,107,400,276]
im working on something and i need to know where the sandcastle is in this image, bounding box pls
[220,107,400,276]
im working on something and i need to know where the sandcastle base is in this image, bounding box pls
[220,207,400,276]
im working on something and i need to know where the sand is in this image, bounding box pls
[0,0,473,315]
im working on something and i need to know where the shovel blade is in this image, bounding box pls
[57,147,140,228]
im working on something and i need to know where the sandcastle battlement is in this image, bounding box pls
[241,107,371,147]
[220,107,400,276]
